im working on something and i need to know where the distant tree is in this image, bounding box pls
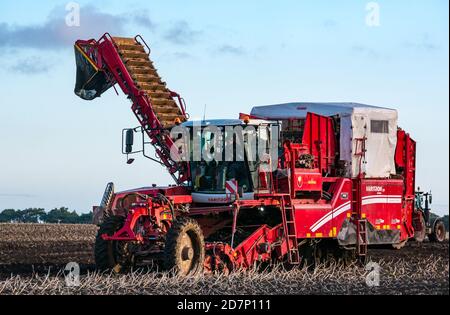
[0,209,19,223]
[43,207,79,224]
[1,207,93,224]
[78,212,93,224]
[17,208,46,223]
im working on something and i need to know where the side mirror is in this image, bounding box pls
[125,129,134,154]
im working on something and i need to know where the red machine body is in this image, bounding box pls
[75,34,430,274]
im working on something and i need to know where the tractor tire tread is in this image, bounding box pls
[429,220,446,243]
[164,217,205,275]
[94,216,125,270]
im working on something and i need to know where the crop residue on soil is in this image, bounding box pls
[0,223,448,295]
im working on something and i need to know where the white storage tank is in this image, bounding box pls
[251,102,398,178]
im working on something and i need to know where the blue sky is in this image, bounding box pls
[0,0,448,215]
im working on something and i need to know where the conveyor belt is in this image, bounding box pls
[113,37,185,128]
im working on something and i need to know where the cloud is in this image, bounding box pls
[132,10,156,30]
[9,57,52,74]
[404,34,440,51]
[215,44,246,56]
[0,5,155,51]
[0,193,35,198]
[323,19,338,28]
[173,52,194,59]
[163,21,201,45]
[351,45,381,59]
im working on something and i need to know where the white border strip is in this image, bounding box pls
[309,195,403,233]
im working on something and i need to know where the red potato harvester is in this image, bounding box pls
[74,34,446,275]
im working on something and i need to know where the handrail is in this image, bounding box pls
[169,90,188,119]
[134,35,151,55]
[180,97,189,118]
[99,32,114,45]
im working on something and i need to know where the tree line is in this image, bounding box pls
[0,207,448,229]
[0,207,93,224]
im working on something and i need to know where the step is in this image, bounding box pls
[145,90,172,98]
[116,44,145,52]
[136,79,164,89]
[113,37,137,45]
[157,116,183,128]
[157,112,182,122]
[127,66,158,75]
[133,74,163,83]
[137,81,167,91]
[123,58,152,67]
[153,105,182,115]
[151,98,177,107]
[141,82,167,91]
[119,50,149,60]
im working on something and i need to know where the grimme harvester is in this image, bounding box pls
[74,34,446,275]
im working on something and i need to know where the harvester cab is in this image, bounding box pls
[179,119,280,204]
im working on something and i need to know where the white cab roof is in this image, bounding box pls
[251,102,396,120]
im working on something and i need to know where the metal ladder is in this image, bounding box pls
[356,219,368,260]
[352,136,368,262]
[352,179,368,262]
[281,195,300,264]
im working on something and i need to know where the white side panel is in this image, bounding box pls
[339,114,353,177]
[351,108,398,178]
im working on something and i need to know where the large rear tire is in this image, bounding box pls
[94,216,127,271]
[164,217,205,276]
[429,220,446,243]
[414,214,426,243]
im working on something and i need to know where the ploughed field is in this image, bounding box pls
[0,223,448,295]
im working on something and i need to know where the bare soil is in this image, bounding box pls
[0,223,448,295]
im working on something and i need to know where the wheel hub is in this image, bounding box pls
[437,225,445,240]
[182,246,194,261]
[179,232,195,274]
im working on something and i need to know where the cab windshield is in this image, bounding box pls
[189,125,252,194]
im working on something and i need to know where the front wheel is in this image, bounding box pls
[95,216,131,272]
[164,217,205,275]
[429,220,446,243]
